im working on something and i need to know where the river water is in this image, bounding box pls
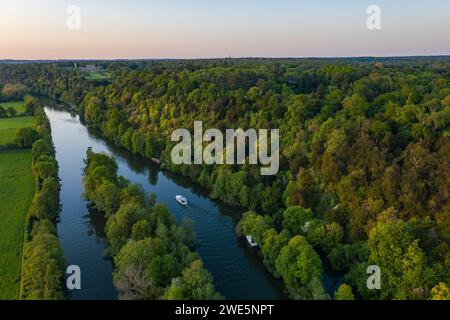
[46,107,289,300]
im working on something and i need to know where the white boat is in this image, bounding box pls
[246,235,258,247]
[175,195,188,206]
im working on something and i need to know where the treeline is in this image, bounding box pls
[0,63,92,105]
[19,106,66,300]
[0,59,449,299]
[238,206,450,299]
[83,148,221,300]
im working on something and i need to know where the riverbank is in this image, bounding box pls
[75,111,343,298]
[45,107,286,299]
[19,107,65,299]
[82,148,221,299]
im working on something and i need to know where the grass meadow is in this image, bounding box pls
[0,116,36,145]
[84,71,111,81]
[0,101,26,113]
[0,149,36,299]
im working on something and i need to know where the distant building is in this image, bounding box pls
[84,65,97,72]
[80,64,104,72]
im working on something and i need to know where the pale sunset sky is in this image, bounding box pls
[1,0,449,59]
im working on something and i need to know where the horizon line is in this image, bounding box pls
[2,54,450,62]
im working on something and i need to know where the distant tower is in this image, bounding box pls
[74,62,78,69]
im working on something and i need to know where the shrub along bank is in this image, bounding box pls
[19,107,66,300]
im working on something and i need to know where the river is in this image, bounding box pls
[45,107,290,300]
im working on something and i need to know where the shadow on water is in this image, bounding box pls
[320,251,346,297]
[84,205,109,240]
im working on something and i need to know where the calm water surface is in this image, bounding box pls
[46,107,288,300]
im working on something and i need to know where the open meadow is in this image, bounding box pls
[0,116,35,145]
[84,71,111,81]
[0,149,35,299]
[0,101,25,113]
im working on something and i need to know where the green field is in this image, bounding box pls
[0,149,36,299]
[84,71,111,81]
[0,116,36,145]
[0,101,25,113]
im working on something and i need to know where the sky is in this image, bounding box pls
[1,0,450,59]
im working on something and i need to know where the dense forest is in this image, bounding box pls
[0,57,449,299]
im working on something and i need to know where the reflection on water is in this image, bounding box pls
[46,107,287,300]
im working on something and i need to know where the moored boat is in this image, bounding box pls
[246,235,258,247]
